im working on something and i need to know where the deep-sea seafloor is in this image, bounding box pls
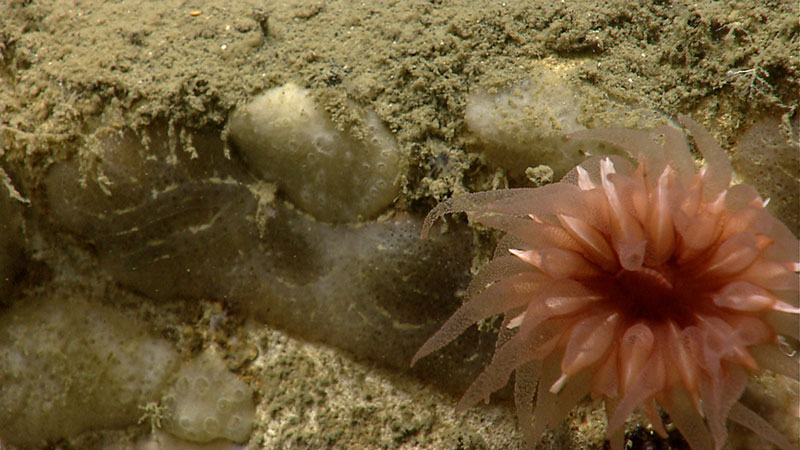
[4,90,796,450]
[0,0,798,449]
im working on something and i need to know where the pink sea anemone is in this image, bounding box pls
[412,116,799,450]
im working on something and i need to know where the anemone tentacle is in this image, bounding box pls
[414,118,799,450]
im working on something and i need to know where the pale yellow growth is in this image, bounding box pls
[163,351,255,444]
[229,83,403,223]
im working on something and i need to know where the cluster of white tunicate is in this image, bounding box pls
[163,352,255,443]
[229,83,403,223]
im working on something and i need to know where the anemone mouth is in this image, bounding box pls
[581,261,723,328]
[607,265,703,326]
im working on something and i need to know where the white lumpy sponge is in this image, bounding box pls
[465,69,592,179]
[229,83,402,223]
[164,352,255,443]
[0,291,179,447]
